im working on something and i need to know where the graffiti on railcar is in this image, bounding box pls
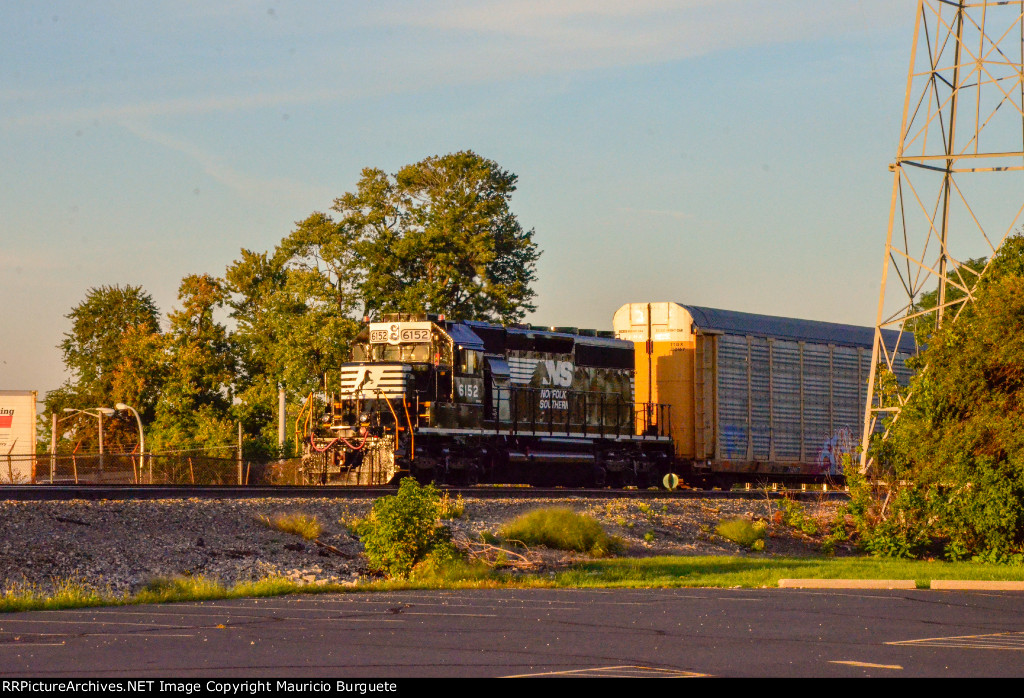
[816,427,854,475]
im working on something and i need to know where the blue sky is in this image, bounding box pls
[2,1,917,395]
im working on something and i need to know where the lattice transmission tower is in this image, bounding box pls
[861,0,1024,468]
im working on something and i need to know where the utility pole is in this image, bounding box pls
[862,1,1024,470]
[278,386,286,457]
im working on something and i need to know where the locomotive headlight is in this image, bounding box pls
[359,412,371,424]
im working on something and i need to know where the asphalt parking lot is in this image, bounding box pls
[2,588,1023,678]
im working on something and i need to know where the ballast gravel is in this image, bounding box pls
[0,494,844,596]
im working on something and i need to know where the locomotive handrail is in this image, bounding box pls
[484,385,669,440]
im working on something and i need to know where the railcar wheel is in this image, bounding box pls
[592,466,607,488]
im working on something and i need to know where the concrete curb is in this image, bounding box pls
[930,580,1024,591]
[778,579,917,589]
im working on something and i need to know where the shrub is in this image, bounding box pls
[716,518,767,550]
[356,478,460,578]
[498,507,623,556]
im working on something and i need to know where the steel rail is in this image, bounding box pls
[0,484,850,502]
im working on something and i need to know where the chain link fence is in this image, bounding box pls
[2,453,306,485]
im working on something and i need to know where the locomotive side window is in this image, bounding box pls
[458,349,482,375]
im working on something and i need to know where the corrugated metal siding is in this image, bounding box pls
[749,338,771,460]
[712,336,891,471]
[801,344,831,462]
[832,346,862,442]
[717,335,750,461]
[771,340,802,460]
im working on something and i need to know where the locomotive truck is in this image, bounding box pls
[299,303,914,488]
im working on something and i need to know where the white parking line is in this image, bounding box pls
[504,665,707,678]
[888,631,1024,651]
[830,660,903,670]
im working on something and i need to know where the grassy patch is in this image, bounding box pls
[554,556,1024,589]
[499,507,623,556]
[0,575,312,614]
[259,513,322,540]
[0,577,111,614]
[7,555,1024,613]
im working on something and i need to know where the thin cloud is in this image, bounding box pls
[618,207,693,221]
[5,88,347,129]
[3,1,909,127]
[121,121,333,205]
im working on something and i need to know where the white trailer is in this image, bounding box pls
[0,390,38,483]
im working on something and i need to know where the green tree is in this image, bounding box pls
[224,249,287,454]
[868,234,1024,560]
[223,237,357,456]
[148,274,235,455]
[334,151,540,323]
[910,256,987,342]
[46,285,163,452]
[276,212,363,391]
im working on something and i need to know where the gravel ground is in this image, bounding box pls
[0,494,846,596]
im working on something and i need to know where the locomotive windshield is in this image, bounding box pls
[354,342,432,363]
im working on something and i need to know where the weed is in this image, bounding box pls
[777,499,819,536]
[716,518,767,550]
[439,491,466,520]
[259,513,322,541]
[644,531,656,543]
[499,507,624,556]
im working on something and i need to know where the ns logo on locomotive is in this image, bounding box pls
[299,302,914,489]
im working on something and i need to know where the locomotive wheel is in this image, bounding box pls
[464,466,480,486]
[591,466,607,488]
[617,467,635,489]
[634,468,650,490]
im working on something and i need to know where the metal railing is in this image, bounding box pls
[486,386,671,439]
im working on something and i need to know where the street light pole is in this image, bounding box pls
[115,403,146,484]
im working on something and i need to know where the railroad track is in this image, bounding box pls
[0,484,850,502]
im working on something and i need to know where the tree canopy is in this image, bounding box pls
[334,150,540,323]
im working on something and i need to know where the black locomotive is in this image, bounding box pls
[301,313,674,487]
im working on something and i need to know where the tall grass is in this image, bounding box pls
[716,518,767,550]
[259,513,322,540]
[499,507,623,556]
